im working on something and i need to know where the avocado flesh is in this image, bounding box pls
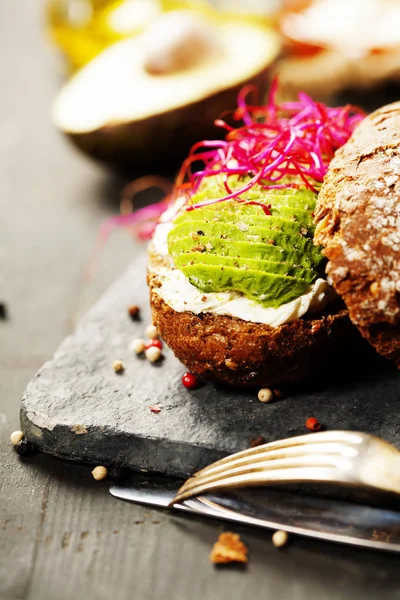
[173,205,315,229]
[270,205,314,225]
[188,183,317,208]
[171,214,306,235]
[168,221,320,258]
[182,265,309,308]
[174,253,316,283]
[169,235,321,269]
[169,217,313,253]
[167,179,323,308]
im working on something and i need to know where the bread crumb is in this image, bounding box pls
[210,533,248,564]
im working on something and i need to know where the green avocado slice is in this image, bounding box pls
[170,235,321,269]
[166,179,323,308]
[169,227,322,266]
[181,264,310,307]
[270,205,314,225]
[173,205,315,230]
[171,214,308,236]
[174,252,317,283]
[168,220,312,246]
[187,184,317,209]
[177,195,315,216]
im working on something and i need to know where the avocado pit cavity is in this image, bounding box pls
[142,11,223,76]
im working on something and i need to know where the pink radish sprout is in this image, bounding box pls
[175,79,365,211]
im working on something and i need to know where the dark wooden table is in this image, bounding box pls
[1,4,400,599]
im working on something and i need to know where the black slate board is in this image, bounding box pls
[21,251,400,478]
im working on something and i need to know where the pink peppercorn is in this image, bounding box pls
[182,372,199,390]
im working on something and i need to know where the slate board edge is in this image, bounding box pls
[19,256,230,478]
[20,252,400,479]
[20,412,227,478]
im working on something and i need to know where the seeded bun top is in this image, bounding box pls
[315,102,400,366]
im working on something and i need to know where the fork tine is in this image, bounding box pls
[172,463,355,505]
[191,440,359,483]
[170,431,367,505]
[193,431,363,478]
[172,453,355,504]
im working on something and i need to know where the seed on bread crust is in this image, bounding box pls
[315,102,400,366]
[225,358,238,370]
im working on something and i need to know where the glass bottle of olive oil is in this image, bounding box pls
[46,0,212,72]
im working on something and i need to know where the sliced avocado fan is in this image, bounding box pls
[167,179,324,309]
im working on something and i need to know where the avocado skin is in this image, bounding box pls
[167,179,323,307]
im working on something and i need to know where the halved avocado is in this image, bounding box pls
[52,12,280,169]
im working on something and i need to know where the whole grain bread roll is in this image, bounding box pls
[148,252,358,388]
[315,102,400,366]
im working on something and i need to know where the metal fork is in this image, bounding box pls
[171,431,400,505]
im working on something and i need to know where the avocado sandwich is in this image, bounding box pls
[147,85,369,387]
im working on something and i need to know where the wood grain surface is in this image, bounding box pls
[1,3,400,600]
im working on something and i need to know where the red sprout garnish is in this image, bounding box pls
[174,79,365,211]
[238,201,271,216]
[87,84,365,284]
